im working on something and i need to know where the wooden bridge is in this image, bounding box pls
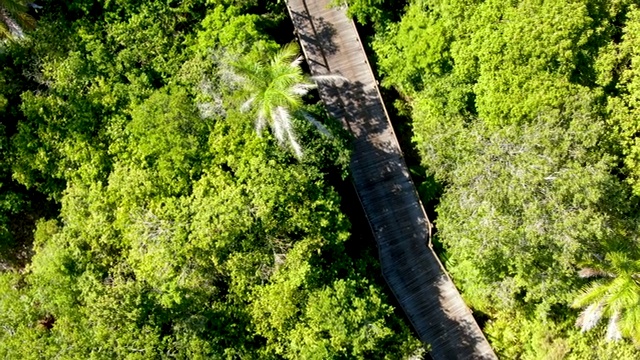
[285,1,497,359]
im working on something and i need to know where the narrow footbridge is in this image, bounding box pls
[285,1,497,359]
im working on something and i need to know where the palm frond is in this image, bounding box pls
[273,87,303,110]
[300,111,332,137]
[311,74,348,84]
[290,83,316,96]
[606,311,622,341]
[571,249,640,343]
[576,302,604,332]
[572,280,608,308]
[275,42,300,65]
[256,110,267,135]
[286,126,303,159]
[578,267,612,278]
[240,96,256,113]
[0,19,10,39]
[606,277,640,314]
[272,106,288,144]
[290,55,305,69]
[0,7,22,39]
[618,306,640,340]
[608,251,640,278]
[0,1,34,40]
[0,0,28,14]
[15,10,34,30]
[229,42,337,158]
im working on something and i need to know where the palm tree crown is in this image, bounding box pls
[0,0,36,40]
[229,42,345,158]
[572,251,640,342]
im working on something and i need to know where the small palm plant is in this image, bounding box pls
[0,0,36,40]
[572,251,640,342]
[229,42,346,158]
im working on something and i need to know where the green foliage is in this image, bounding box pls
[0,103,417,356]
[124,88,209,196]
[603,5,640,196]
[372,0,457,95]
[0,0,419,357]
[486,308,640,359]
[432,109,636,312]
[195,5,270,56]
[572,250,640,343]
[5,0,217,198]
[254,274,420,359]
[336,0,406,26]
[371,0,640,354]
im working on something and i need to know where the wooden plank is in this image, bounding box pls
[286,1,497,359]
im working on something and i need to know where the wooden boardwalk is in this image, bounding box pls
[285,1,497,359]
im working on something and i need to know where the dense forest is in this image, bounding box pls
[348,0,640,358]
[2,0,640,359]
[0,0,423,358]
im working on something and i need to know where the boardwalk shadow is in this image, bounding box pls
[429,275,496,359]
[290,9,339,69]
[322,80,397,153]
[321,80,493,359]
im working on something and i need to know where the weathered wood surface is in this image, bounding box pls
[285,1,497,359]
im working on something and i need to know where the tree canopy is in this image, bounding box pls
[368,0,640,357]
[0,0,421,358]
[9,0,640,357]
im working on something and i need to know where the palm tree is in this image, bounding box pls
[0,0,36,40]
[572,251,640,342]
[228,42,345,158]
